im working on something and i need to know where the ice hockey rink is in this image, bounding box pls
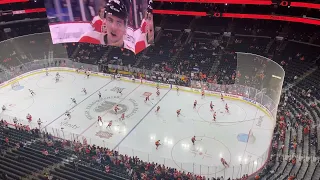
[0,71,274,178]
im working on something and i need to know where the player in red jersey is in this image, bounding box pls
[98,116,102,123]
[155,106,160,113]
[210,101,214,111]
[155,140,161,150]
[213,112,217,121]
[201,90,205,98]
[221,158,229,167]
[145,95,150,103]
[26,113,32,122]
[193,100,197,109]
[191,136,196,145]
[107,120,112,129]
[176,109,181,117]
[120,113,125,120]
[114,105,119,114]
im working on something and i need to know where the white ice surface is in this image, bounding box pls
[0,72,274,178]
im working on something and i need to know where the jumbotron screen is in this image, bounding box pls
[44,0,154,54]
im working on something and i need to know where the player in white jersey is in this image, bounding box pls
[37,118,42,128]
[13,117,18,124]
[225,103,229,113]
[155,106,160,113]
[213,111,217,121]
[56,75,60,83]
[29,89,35,96]
[71,98,77,104]
[193,100,197,109]
[2,105,6,111]
[117,88,123,95]
[65,110,71,119]
[156,89,160,97]
[85,71,90,78]
[82,88,87,95]
[45,68,49,76]
[210,101,214,111]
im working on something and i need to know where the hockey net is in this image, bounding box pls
[11,81,20,89]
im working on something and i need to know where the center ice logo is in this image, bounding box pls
[85,96,139,120]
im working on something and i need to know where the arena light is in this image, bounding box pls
[0,0,28,5]
[154,0,320,10]
[153,0,273,5]
[153,10,320,25]
[153,9,207,16]
[291,2,320,10]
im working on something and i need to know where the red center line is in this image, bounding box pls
[77,83,142,137]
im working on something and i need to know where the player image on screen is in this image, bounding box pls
[46,0,154,54]
[79,0,128,48]
[135,0,154,53]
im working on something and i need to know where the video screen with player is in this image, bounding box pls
[44,0,154,54]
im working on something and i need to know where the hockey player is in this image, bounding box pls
[176,109,181,117]
[82,88,87,95]
[116,88,123,95]
[55,75,60,83]
[193,100,197,109]
[155,106,160,113]
[144,95,150,103]
[98,116,102,123]
[176,86,179,94]
[120,113,125,121]
[29,89,35,96]
[98,91,102,99]
[155,140,161,150]
[71,98,77,104]
[86,71,90,78]
[201,89,205,98]
[114,105,119,114]
[2,105,6,111]
[37,118,42,128]
[26,113,32,122]
[225,103,229,113]
[210,101,214,111]
[45,68,49,76]
[65,110,71,119]
[221,93,224,101]
[13,117,18,124]
[156,89,160,97]
[213,111,217,121]
[191,136,196,145]
[221,158,229,168]
[107,120,112,129]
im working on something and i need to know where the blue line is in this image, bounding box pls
[113,88,172,150]
[42,79,114,130]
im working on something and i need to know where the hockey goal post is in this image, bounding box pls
[11,81,20,90]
